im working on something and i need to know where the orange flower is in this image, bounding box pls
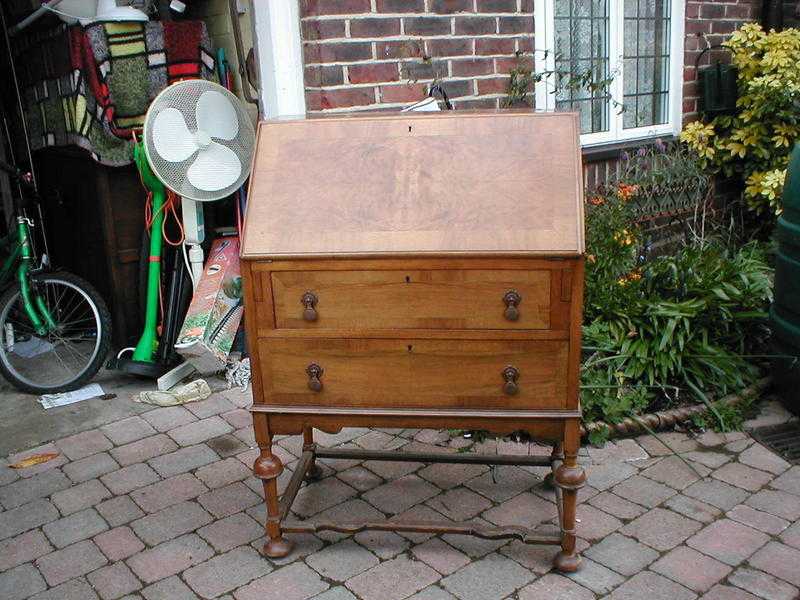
[617,183,639,201]
[588,195,606,206]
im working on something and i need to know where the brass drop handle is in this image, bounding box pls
[502,366,519,396]
[306,363,323,392]
[503,290,522,321]
[301,291,318,322]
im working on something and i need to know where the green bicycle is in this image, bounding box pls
[0,160,111,394]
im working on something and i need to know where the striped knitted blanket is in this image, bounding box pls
[17,21,217,166]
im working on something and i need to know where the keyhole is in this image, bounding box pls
[405,275,411,283]
[408,125,412,133]
[407,345,413,352]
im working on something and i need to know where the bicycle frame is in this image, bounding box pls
[0,217,56,336]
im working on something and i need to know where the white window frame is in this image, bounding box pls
[251,0,306,118]
[534,0,685,147]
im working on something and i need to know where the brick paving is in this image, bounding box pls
[0,387,798,600]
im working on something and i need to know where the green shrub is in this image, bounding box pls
[681,23,800,214]
[581,179,773,430]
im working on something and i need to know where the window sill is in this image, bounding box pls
[581,136,677,163]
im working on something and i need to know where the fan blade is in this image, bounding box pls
[186,142,241,192]
[151,107,197,162]
[195,90,239,141]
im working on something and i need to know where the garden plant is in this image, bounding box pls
[681,23,800,215]
[580,145,774,444]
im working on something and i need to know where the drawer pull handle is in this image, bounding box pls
[301,291,318,322]
[502,366,519,396]
[306,363,323,392]
[503,290,522,321]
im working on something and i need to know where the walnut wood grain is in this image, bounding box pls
[242,111,585,258]
[242,111,587,570]
[271,269,550,330]
[258,338,570,410]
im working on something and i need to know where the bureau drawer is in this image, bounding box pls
[271,270,551,330]
[258,338,569,410]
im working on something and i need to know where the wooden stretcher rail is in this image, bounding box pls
[313,445,553,466]
[281,519,562,545]
[277,447,565,545]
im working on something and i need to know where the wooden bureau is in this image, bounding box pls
[241,110,587,572]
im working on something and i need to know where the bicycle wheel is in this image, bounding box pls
[0,271,112,394]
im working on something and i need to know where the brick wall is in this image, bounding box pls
[682,0,761,124]
[300,0,535,113]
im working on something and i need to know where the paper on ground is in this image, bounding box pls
[39,383,104,409]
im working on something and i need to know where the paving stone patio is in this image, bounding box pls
[0,385,798,600]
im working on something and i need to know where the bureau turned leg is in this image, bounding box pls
[303,427,322,480]
[553,422,585,573]
[253,414,293,558]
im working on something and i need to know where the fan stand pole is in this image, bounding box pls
[182,197,205,288]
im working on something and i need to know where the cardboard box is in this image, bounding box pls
[175,236,243,373]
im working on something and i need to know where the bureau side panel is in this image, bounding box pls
[241,260,274,407]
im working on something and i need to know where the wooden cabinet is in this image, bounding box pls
[242,110,587,572]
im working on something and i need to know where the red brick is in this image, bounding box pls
[319,87,377,109]
[700,3,725,19]
[726,4,753,20]
[302,0,371,16]
[686,2,700,18]
[453,98,497,110]
[518,37,533,53]
[127,534,213,584]
[520,0,533,11]
[685,20,712,35]
[712,20,738,35]
[401,60,447,80]
[455,16,497,35]
[499,15,533,33]
[305,65,345,87]
[477,0,517,12]
[93,526,145,562]
[428,38,473,57]
[301,19,346,40]
[440,79,473,98]
[685,35,701,52]
[305,41,373,64]
[306,90,324,111]
[477,76,510,94]
[376,40,425,59]
[429,0,474,13]
[452,57,494,76]
[350,17,401,37]
[380,83,428,103]
[496,55,534,73]
[349,62,400,83]
[475,37,516,55]
[405,16,452,35]
[376,0,424,11]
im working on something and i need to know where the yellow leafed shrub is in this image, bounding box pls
[680,23,800,214]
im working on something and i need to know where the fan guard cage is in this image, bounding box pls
[143,80,255,202]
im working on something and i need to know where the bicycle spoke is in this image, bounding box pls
[0,277,105,391]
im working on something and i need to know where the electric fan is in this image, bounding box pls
[129,80,255,368]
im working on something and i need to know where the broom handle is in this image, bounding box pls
[8,1,65,37]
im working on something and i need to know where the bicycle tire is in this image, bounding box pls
[0,271,112,394]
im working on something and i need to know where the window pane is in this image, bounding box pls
[553,0,610,134]
[622,0,671,129]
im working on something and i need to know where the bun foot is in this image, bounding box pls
[263,537,293,558]
[553,550,582,573]
[306,463,323,481]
